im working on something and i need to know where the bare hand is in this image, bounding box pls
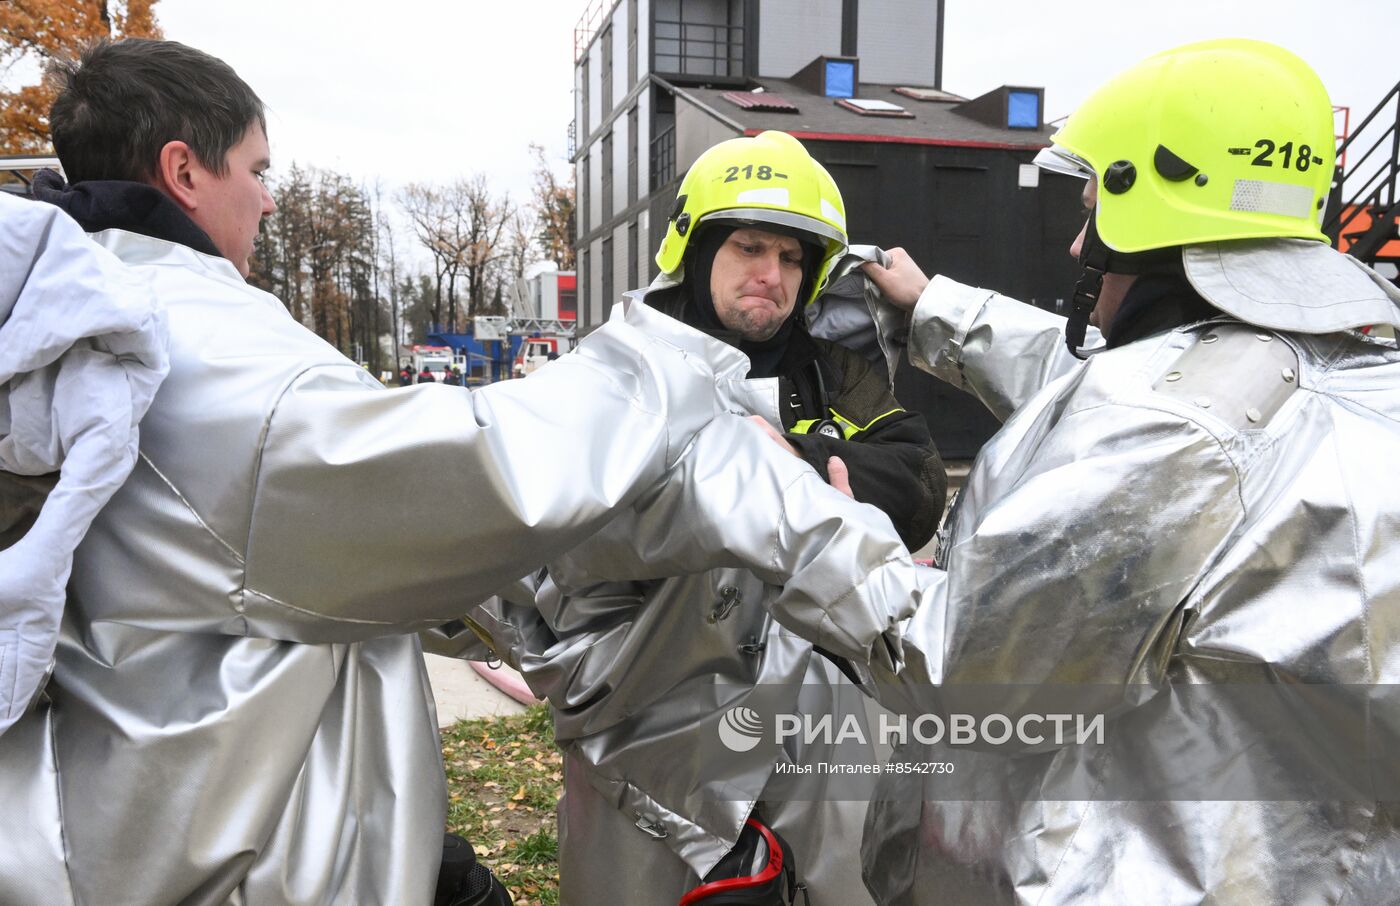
[747,415,801,458]
[860,247,930,311]
[827,456,854,498]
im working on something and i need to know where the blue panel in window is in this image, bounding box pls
[1007,90,1040,129]
[824,61,855,99]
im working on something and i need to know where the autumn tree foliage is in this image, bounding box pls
[0,0,163,154]
[529,143,576,271]
[249,165,390,372]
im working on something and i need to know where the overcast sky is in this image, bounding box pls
[150,0,1398,206]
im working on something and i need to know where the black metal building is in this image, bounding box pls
[572,0,1086,457]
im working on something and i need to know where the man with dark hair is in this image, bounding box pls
[46,38,272,278]
[3,38,916,906]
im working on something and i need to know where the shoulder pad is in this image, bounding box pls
[1152,323,1299,429]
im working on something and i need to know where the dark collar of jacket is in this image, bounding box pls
[1108,272,1221,349]
[31,169,223,260]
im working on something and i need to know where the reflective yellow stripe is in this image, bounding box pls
[829,407,902,439]
[790,418,820,436]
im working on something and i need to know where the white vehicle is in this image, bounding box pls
[407,345,453,381]
[513,337,563,377]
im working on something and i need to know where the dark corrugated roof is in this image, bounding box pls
[721,90,800,113]
[684,79,1054,149]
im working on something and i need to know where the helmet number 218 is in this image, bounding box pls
[723,164,785,182]
[1252,139,1321,171]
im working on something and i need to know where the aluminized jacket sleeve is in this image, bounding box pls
[907,274,1091,421]
[237,319,728,642]
[548,413,921,669]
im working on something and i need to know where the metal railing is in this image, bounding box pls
[653,18,744,78]
[650,125,676,189]
[1325,80,1400,263]
[573,0,607,61]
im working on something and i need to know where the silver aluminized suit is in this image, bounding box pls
[0,227,916,906]
[476,265,935,905]
[837,241,1400,905]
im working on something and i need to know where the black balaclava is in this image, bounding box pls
[684,223,823,379]
[1068,208,1206,356]
[1106,263,1221,348]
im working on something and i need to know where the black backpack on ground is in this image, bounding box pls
[435,834,513,906]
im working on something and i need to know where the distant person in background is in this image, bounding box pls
[398,365,413,386]
[443,366,462,386]
[418,365,436,383]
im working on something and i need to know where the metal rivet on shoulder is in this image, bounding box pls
[1246,407,1262,423]
[1165,371,1182,382]
[1256,333,1273,342]
[1202,334,1218,344]
[1195,396,1212,408]
[1282,368,1296,383]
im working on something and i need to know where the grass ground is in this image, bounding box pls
[441,704,563,906]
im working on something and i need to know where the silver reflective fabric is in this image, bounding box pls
[483,291,923,902]
[0,228,807,906]
[806,244,903,384]
[0,196,168,736]
[857,268,1400,905]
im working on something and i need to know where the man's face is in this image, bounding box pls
[709,228,806,342]
[1069,179,1138,334]
[187,121,276,278]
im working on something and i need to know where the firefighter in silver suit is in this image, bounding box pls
[829,38,1400,905]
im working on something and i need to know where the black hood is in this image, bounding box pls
[31,169,222,259]
[1107,271,1222,349]
[673,224,820,379]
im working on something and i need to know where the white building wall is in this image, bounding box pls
[757,0,842,79]
[588,143,602,234]
[638,88,652,195]
[613,223,630,299]
[858,0,939,85]
[541,272,560,321]
[636,0,651,79]
[575,157,587,242]
[612,110,629,217]
[587,40,602,141]
[612,10,629,109]
[589,237,604,325]
[574,64,585,143]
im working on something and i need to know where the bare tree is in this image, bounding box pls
[399,183,453,330]
[453,174,514,324]
[376,182,403,370]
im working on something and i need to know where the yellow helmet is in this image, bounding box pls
[1037,39,1334,252]
[656,131,848,304]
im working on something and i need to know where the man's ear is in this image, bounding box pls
[152,140,200,213]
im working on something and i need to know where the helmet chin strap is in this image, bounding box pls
[1066,211,1179,359]
[1067,213,1112,360]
